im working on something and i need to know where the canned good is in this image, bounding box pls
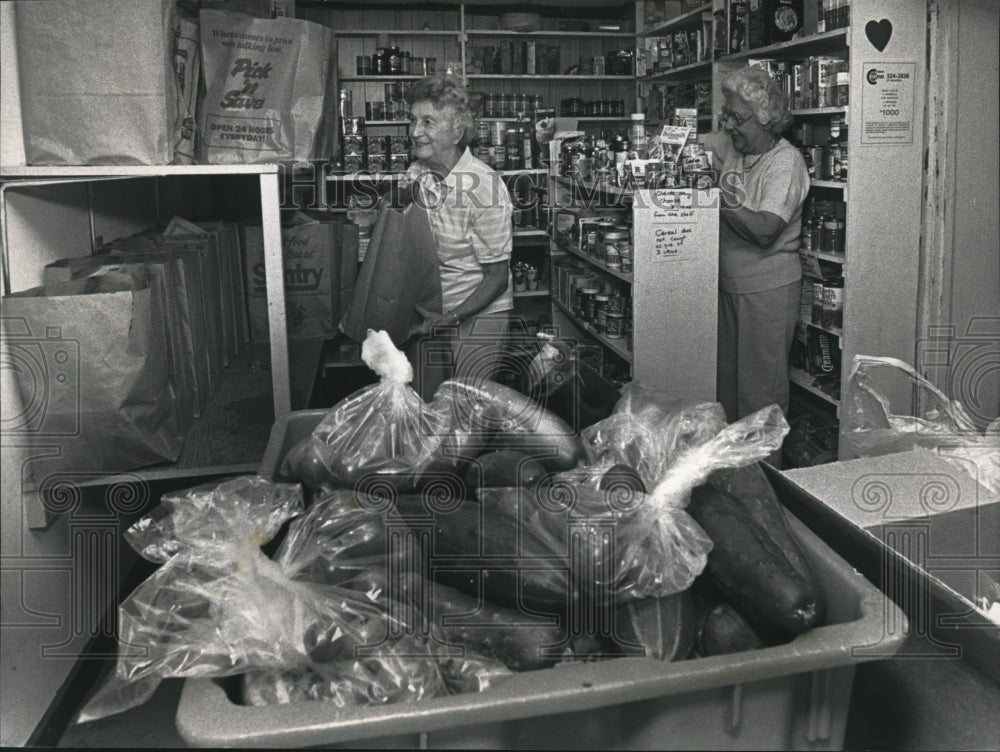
[342,134,364,156]
[338,89,353,118]
[513,265,527,292]
[605,311,624,338]
[387,135,409,154]
[580,218,600,254]
[581,287,599,322]
[811,281,826,325]
[594,294,609,333]
[367,152,388,172]
[489,121,508,146]
[604,230,627,270]
[388,153,409,172]
[618,239,633,273]
[343,154,365,173]
[822,278,844,329]
[341,117,365,135]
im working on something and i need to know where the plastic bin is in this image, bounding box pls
[175,410,909,749]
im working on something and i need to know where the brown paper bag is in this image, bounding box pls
[340,204,442,348]
[198,9,335,164]
[43,254,199,432]
[241,216,357,341]
[108,234,215,408]
[13,0,180,165]
[3,272,183,483]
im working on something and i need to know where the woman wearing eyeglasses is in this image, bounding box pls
[702,66,810,445]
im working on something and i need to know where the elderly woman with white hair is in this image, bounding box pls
[704,65,810,437]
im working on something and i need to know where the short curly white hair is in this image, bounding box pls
[721,66,792,134]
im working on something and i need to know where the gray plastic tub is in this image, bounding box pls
[175,410,908,749]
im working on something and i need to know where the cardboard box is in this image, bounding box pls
[771,451,1000,684]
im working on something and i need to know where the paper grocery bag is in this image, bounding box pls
[340,204,442,348]
[241,215,357,341]
[3,272,183,484]
[13,0,179,165]
[43,254,199,433]
[198,10,336,164]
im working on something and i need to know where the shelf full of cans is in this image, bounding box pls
[556,109,715,191]
[339,117,412,174]
[750,56,850,183]
[552,257,634,364]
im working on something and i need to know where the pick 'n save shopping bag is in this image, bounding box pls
[340,204,442,348]
[3,272,183,484]
[13,0,180,165]
[198,9,336,164]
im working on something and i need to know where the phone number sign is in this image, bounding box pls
[861,62,916,145]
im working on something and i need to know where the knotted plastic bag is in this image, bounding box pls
[75,476,443,723]
[555,396,791,600]
[842,355,1000,494]
[281,330,451,490]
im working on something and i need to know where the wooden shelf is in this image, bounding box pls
[811,179,846,190]
[553,241,633,284]
[513,286,550,298]
[552,298,633,364]
[22,339,323,494]
[0,164,279,178]
[815,251,846,264]
[465,29,633,39]
[789,366,839,407]
[340,75,426,82]
[640,59,712,83]
[804,320,844,340]
[790,106,849,117]
[336,29,460,37]
[466,74,634,81]
[719,28,849,62]
[553,174,634,202]
[639,3,712,36]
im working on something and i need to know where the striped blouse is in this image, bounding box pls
[415,148,513,315]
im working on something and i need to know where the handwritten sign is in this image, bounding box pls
[861,62,915,144]
[633,188,718,268]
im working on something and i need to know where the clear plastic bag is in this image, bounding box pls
[281,330,451,489]
[271,489,516,690]
[581,385,728,492]
[76,477,444,724]
[843,355,1000,494]
[551,399,790,601]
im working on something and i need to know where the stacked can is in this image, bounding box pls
[341,117,365,172]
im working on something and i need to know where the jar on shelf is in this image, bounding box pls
[389,47,403,74]
[628,113,647,159]
[822,277,844,329]
[581,286,599,322]
[357,55,372,76]
[594,294,610,334]
[604,229,627,271]
[373,47,390,76]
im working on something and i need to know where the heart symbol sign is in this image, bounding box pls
[865,19,893,52]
